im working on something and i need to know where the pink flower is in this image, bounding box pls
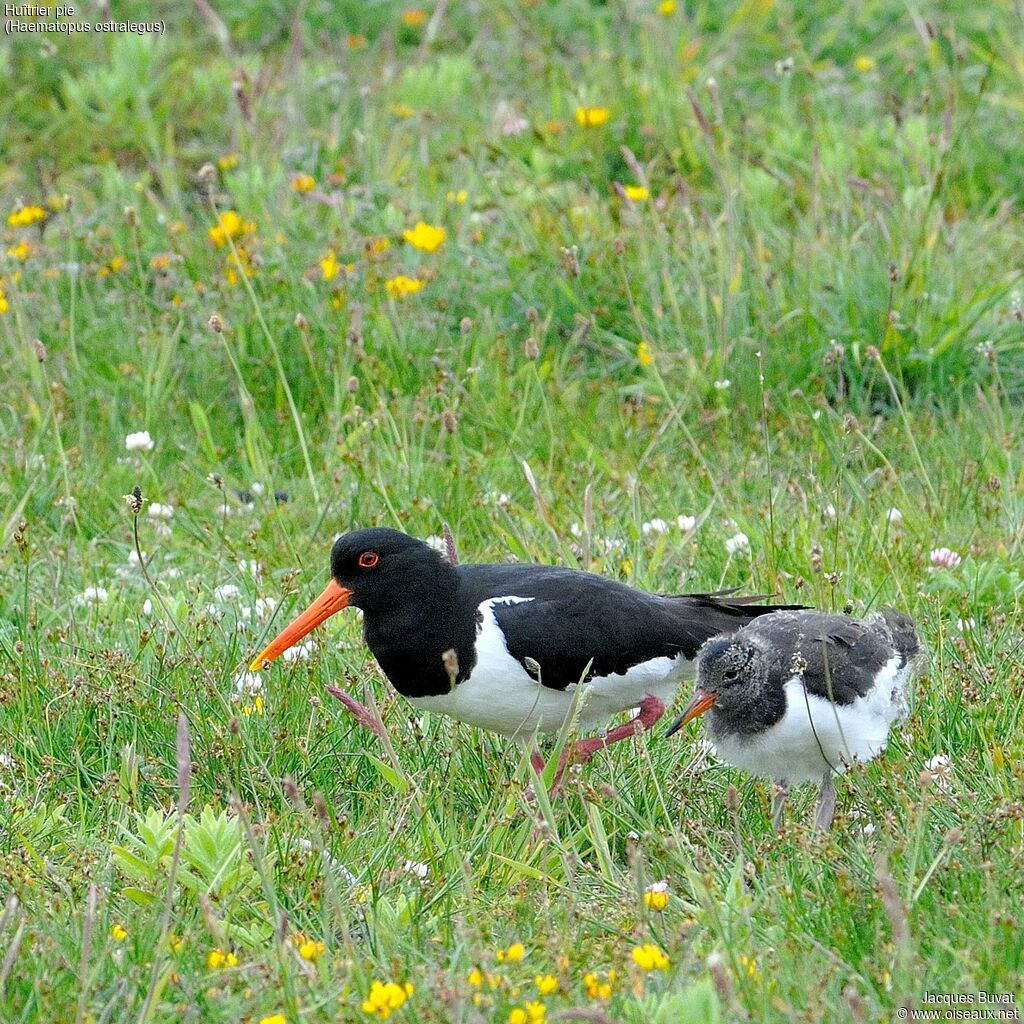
[929,547,962,569]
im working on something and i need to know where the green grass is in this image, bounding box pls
[1,1,1023,1021]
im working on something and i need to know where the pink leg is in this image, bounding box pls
[551,695,667,786]
[325,685,387,741]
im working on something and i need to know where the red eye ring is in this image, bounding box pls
[358,551,379,569]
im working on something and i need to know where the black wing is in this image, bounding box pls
[748,611,901,705]
[461,563,800,691]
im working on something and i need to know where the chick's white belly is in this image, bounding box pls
[712,667,905,784]
[406,598,691,737]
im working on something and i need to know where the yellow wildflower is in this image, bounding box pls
[366,236,391,256]
[110,923,128,942]
[543,119,566,134]
[854,55,877,72]
[658,0,676,12]
[509,1003,546,1024]
[258,1016,287,1024]
[446,189,468,204]
[496,942,525,963]
[208,210,245,247]
[403,221,446,253]
[347,33,368,49]
[624,184,649,201]
[207,948,239,969]
[385,275,424,299]
[361,980,414,1019]
[298,938,326,961]
[739,954,759,979]
[217,154,239,171]
[0,287,9,314]
[575,106,610,128]
[7,205,46,227]
[7,240,30,261]
[169,934,183,952]
[468,968,484,986]
[390,103,416,119]
[241,695,264,716]
[321,250,341,281]
[109,255,127,272]
[401,8,428,26]
[631,944,670,971]
[644,880,669,910]
[47,194,67,212]
[583,971,615,1000]
[150,254,171,270]
[534,975,558,995]
[291,174,316,193]
[637,340,654,366]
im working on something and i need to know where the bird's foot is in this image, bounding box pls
[814,772,837,831]
[325,685,387,741]
[559,695,668,778]
[771,782,789,834]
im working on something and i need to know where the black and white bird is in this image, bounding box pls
[666,609,921,829]
[251,527,799,780]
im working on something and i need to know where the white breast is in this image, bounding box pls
[406,597,691,738]
[712,656,911,784]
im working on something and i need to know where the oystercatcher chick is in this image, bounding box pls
[666,609,921,829]
[251,527,799,784]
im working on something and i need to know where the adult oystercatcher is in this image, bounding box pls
[666,608,921,829]
[250,527,798,781]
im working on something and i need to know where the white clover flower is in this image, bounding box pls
[725,532,750,556]
[923,753,953,791]
[125,430,154,452]
[823,504,837,520]
[569,522,583,538]
[213,584,241,602]
[0,753,15,770]
[677,515,697,532]
[255,597,278,620]
[82,586,109,604]
[641,518,669,537]
[423,535,446,554]
[142,599,153,616]
[238,559,260,577]
[403,859,429,879]
[128,550,147,567]
[712,379,732,390]
[147,502,174,519]
[250,481,265,497]
[233,671,264,698]
[930,547,962,570]
[282,640,314,662]
[887,507,903,525]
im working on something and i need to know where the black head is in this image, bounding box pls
[329,527,452,612]
[250,527,455,669]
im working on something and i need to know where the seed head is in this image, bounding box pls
[208,312,226,334]
[123,486,145,515]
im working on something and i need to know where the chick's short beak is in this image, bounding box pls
[664,688,718,738]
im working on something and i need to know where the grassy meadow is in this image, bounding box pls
[1,0,1023,1021]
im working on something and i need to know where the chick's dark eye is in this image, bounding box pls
[723,668,739,680]
[358,551,379,569]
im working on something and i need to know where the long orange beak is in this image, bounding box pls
[664,689,718,738]
[249,580,352,670]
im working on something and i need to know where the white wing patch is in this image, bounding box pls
[407,597,690,737]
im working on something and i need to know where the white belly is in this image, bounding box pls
[407,598,691,737]
[712,657,909,784]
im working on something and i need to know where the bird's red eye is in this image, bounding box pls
[358,551,379,569]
